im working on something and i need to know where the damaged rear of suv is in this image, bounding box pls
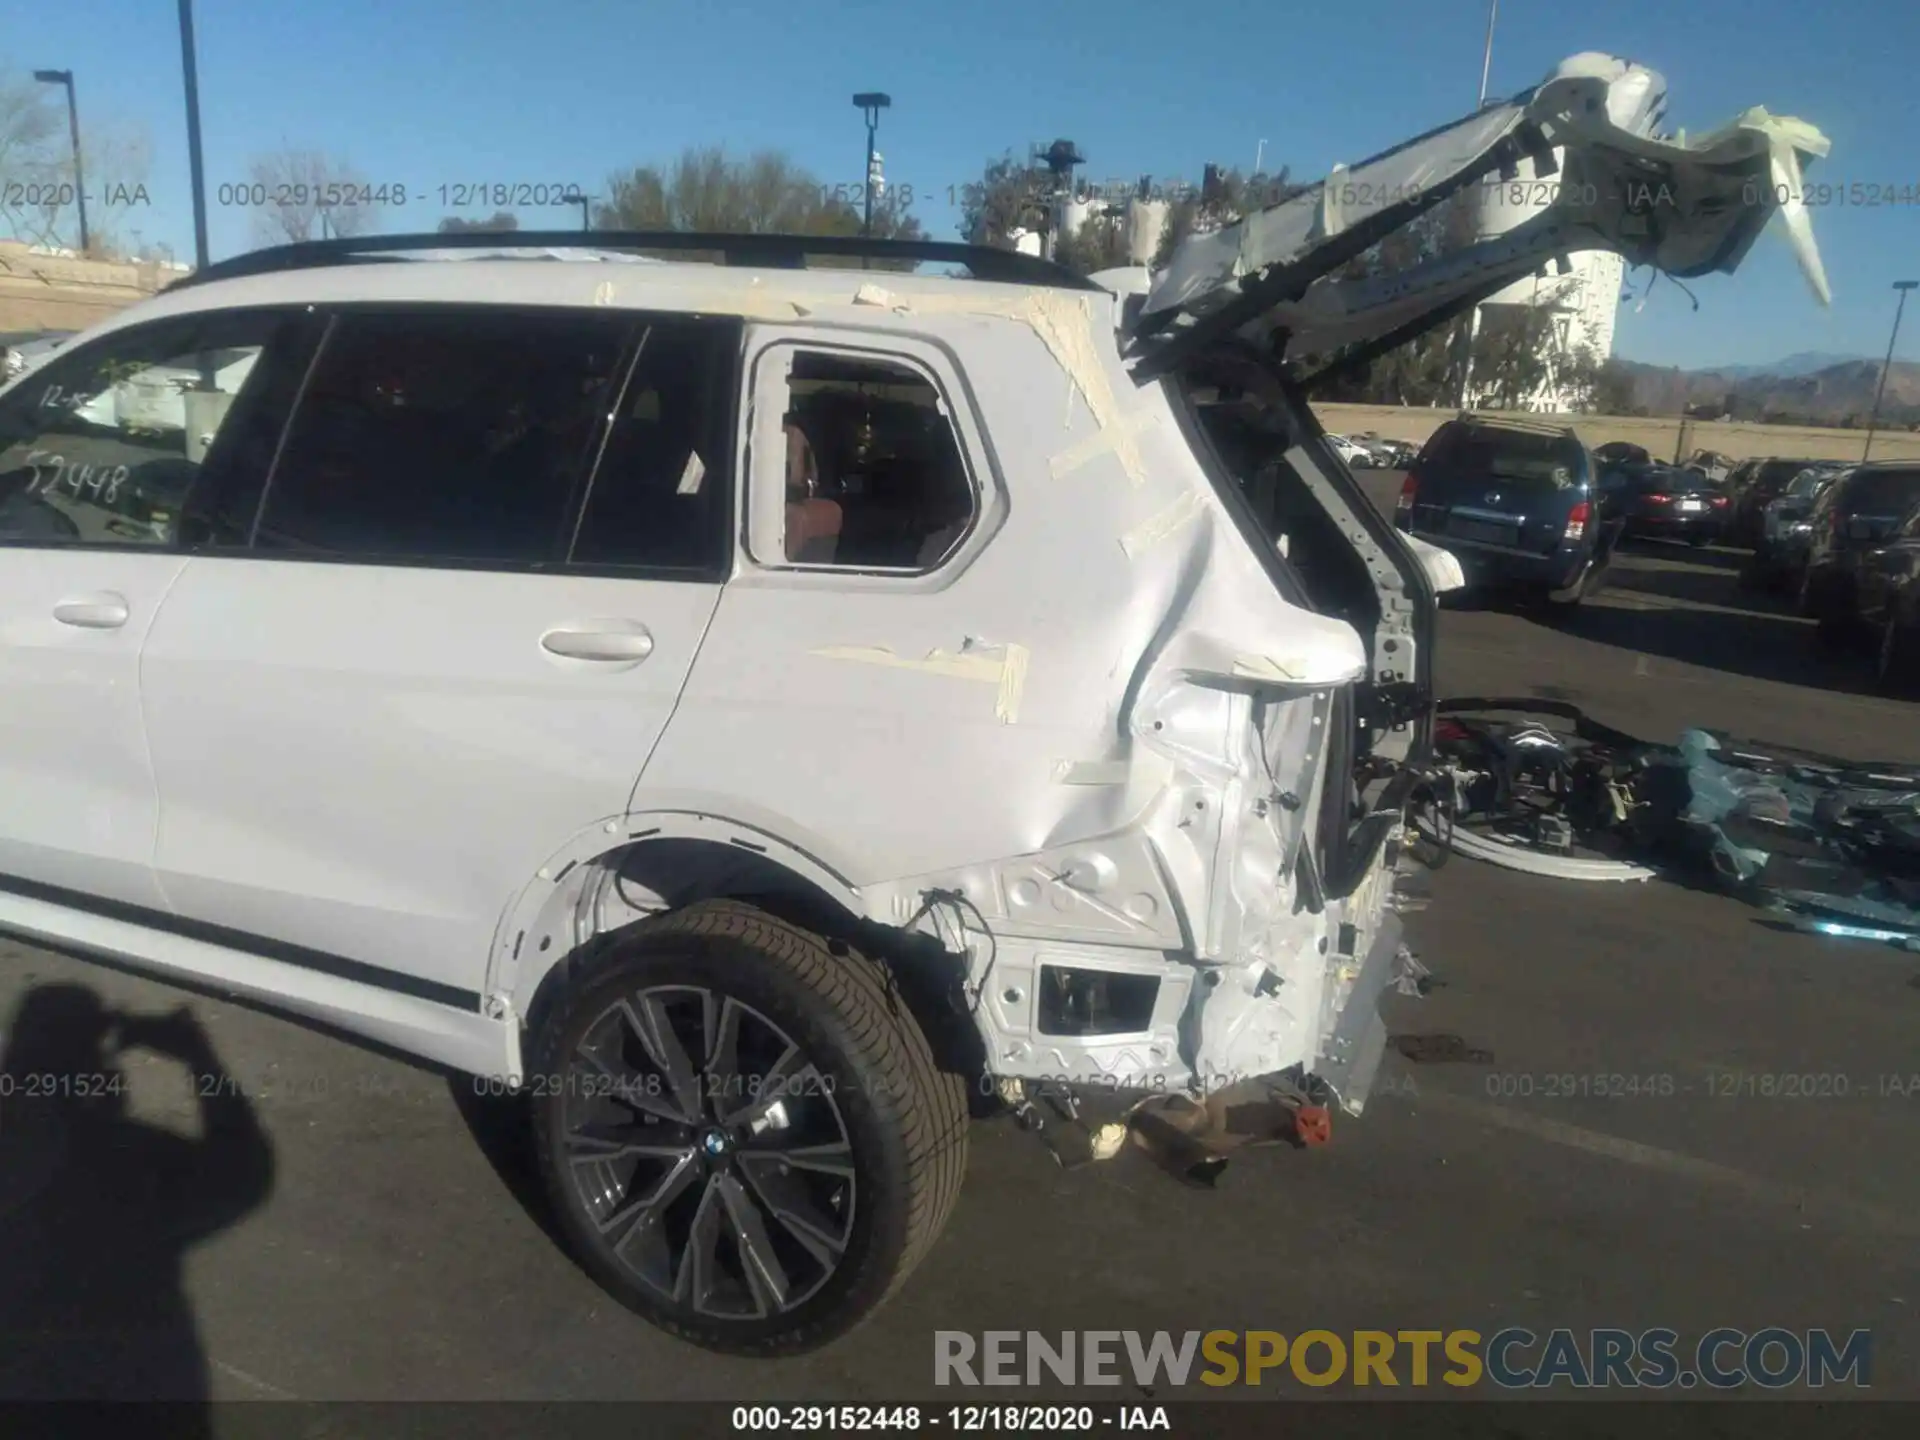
[0,53,1826,1355]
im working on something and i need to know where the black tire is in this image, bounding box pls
[1687,533,1711,548]
[529,899,968,1355]
[1878,617,1920,698]
[1542,587,1583,615]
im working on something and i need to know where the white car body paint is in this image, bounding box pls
[0,52,1822,1108]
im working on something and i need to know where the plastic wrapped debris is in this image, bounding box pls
[1423,697,1920,943]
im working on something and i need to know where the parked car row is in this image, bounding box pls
[1791,462,1920,692]
[1600,461,1730,545]
[1,329,76,380]
[1328,431,1418,468]
[1738,461,1850,592]
[1725,454,1825,547]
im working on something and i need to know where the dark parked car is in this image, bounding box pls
[1594,440,1653,468]
[1607,463,1730,545]
[1682,449,1736,485]
[1397,413,1616,609]
[1798,462,1920,644]
[1729,456,1823,546]
[1739,462,1849,591]
[1846,500,1920,695]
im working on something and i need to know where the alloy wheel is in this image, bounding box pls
[559,986,855,1321]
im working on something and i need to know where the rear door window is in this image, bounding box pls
[256,308,635,565]
[567,317,737,574]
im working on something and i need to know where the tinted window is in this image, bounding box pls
[1844,468,1920,515]
[256,309,633,564]
[1424,425,1582,489]
[0,312,293,547]
[1665,470,1719,494]
[568,318,735,571]
[1753,458,1817,494]
[779,351,974,569]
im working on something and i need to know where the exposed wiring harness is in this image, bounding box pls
[906,886,999,1017]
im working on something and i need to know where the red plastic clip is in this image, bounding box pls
[1291,1104,1333,1147]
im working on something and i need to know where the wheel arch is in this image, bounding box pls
[493,813,984,1086]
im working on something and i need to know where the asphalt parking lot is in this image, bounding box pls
[1,469,1916,1406]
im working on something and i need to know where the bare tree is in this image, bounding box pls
[1297,190,1482,405]
[1054,209,1132,276]
[0,73,152,257]
[245,149,383,246]
[596,146,922,267]
[1466,306,1558,409]
[958,152,1050,250]
[0,71,62,238]
[439,211,519,233]
[1150,166,1302,269]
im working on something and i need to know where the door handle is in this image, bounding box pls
[540,624,655,663]
[52,593,131,630]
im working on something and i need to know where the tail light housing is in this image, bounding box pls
[1563,500,1591,542]
[1711,494,1729,508]
[1395,471,1418,523]
[1645,492,1671,505]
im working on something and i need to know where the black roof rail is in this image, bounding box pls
[165,229,1105,293]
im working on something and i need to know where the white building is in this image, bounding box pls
[1464,153,1626,413]
[1020,190,1171,267]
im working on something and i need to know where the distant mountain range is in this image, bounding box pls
[1611,353,1920,427]
[1704,351,1875,380]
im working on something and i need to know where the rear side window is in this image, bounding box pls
[1423,425,1582,489]
[255,309,633,565]
[1843,468,1920,516]
[778,351,974,570]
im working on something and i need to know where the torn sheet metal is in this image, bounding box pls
[1137,52,1831,361]
[1639,729,1920,932]
[1423,701,1920,923]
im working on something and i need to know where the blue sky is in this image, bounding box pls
[5,0,1916,370]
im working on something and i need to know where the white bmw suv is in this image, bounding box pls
[0,54,1823,1353]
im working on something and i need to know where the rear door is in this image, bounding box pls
[139,306,736,1000]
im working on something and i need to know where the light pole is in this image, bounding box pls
[32,69,88,254]
[560,189,593,232]
[177,0,211,269]
[852,92,890,237]
[1863,280,1918,463]
[1477,0,1499,107]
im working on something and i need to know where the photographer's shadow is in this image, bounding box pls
[0,983,274,1410]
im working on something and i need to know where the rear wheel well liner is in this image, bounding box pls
[516,838,986,1093]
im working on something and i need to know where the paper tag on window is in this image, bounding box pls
[676,450,706,495]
